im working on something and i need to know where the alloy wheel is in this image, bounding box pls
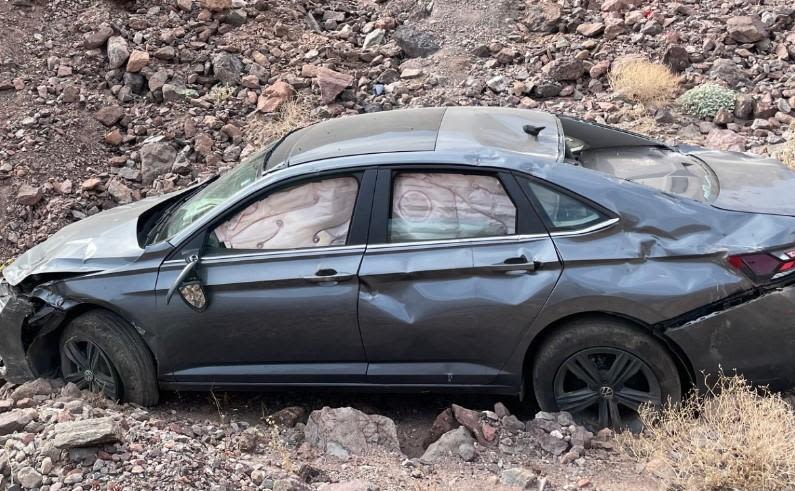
[61,338,120,400]
[552,347,662,431]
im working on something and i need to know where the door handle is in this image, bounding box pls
[304,268,356,283]
[485,255,539,273]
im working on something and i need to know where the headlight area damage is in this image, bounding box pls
[0,280,77,384]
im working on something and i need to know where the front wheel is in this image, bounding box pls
[60,310,159,406]
[532,318,681,431]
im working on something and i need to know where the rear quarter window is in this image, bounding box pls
[525,181,611,231]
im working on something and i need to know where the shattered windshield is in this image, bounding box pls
[151,147,271,243]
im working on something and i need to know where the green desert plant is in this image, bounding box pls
[679,83,737,119]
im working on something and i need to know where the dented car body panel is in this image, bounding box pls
[1,106,795,396]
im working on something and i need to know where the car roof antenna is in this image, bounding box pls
[523,124,546,137]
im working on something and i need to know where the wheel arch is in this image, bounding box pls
[26,302,160,380]
[520,311,695,403]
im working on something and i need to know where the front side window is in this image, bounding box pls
[388,172,517,243]
[151,146,272,243]
[527,181,606,231]
[211,176,359,251]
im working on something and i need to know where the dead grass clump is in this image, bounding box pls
[609,59,680,107]
[777,122,795,169]
[244,98,316,148]
[621,373,795,491]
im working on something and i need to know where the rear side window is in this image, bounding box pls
[389,172,517,242]
[526,181,607,231]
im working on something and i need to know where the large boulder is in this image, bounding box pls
[726,16,768,44]
[52,417,121,449]
[140,141,177,185]
[393,26,440,58]
[421,426,476,463]
[304,407,401,460]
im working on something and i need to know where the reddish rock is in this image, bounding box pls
[315,67,353,104]
[126,50,150,73]
[16,185,43,206]
[423,408,458,448]
[257,80,293,112]
[452,404,488,446]
[105,129,123,146]
[95,106,124,127]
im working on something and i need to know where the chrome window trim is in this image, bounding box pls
[163,244,366,266]
[366,233,548,251]
[549,217,620,237]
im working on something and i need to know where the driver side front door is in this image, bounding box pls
[154,169,376,387]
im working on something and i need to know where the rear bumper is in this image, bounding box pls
[665,284,795,390]
[0,281,35,383]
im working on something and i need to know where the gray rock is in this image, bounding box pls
[362,29,385,49]
[83,24,114,49]
[52,417,121,449]
[11,379,58,401]
[486,75,509,93]
[304,407,401,460]
[727,16,768,43]
[421,426,476,463]
[212,53,243,85]
[537,431,569,455]
[663,45,690,73]
[500,468,538,489]
[106,36,130,69]
[534,80,562,98]
[0,408,36,435]
[393,26,440,58]
[15,466,42,489]
[734,94,755,120]
[709,59,751,87]
[318,480,378,491]
[545,57,583,81]
[140,141,177,185]
[523,2,561,32]
[95,105,125,127]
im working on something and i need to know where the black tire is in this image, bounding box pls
[532,318,681,430]
[60,310,159,406]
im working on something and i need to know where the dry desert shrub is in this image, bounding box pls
[609,59,680,107]
[245,98,316,148]
[621,373,795,491]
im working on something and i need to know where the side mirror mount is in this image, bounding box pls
[166,254,200,305]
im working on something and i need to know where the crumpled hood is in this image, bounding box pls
[3,194,173,287]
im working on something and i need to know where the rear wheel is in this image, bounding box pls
[532,318,681,431]
[59,311,159,406]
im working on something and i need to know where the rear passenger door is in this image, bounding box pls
[358,166,562,387]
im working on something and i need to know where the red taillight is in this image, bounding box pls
[729,249,795,283]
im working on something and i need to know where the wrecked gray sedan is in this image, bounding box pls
[2,106,795,429]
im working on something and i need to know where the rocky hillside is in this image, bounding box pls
[1,0,795,261]
[0,377,656,490]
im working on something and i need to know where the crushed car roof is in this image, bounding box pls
[266,107,564,167]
